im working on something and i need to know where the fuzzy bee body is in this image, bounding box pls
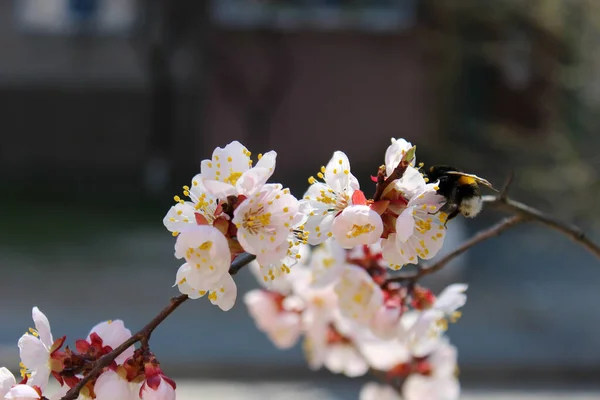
[425,165,495,224]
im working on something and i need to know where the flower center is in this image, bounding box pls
[19,361,31,379]
[225,171,242,185]
[243,209,272,234]
[346,224,376,238]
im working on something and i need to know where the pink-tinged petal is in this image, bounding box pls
[95,370,139,400]
[351,190,367,206]
[162,203,197,234]
[18,334,49,372]
[5,384,41,399]
[266,313,302,350]
[402,374,460,400]
[429,338,458,378]
[304,212,335,246]
[324,344,368,377]
[370,306,402,340]
[324,151,355,194]
[360,382,401,400]
[32,307,53,348]
[201,179,236,198]
[235,151,276,196]
[176,279,206,300]
[244,290,279,330]
[88,320,134,365]
[381,234,417,269]
[434,284,468,314]
[332,205,383,249]
[200,141,251,181]
[385,138,415,176]
[254,150,277,170]
[0,367,16,397]
[359,338,410,371]
[395,209,415,243]
[140,376,176,400]
[208,274,237,311]
[236,167,271,196]
[396,166,427,199]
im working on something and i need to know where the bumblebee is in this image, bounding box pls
[425,165,497,224]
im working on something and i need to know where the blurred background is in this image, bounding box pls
[1,0,600,398]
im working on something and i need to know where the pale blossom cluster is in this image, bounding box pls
[1,307,175,400]
[163,141,307,310]
[6,138,486,400]
[300,139,448,270]
[244,240,467,400]
[158,138,473,398]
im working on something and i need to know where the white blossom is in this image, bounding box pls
[398,285,467,357]
[402,374,460,400]
[244,290,302,349]
[385,138,416,176]
[301,151,360,245]
[163,179,220,235]
[434,284,468,316]
[17,307,54,391]
[174,226,232,292]
[360,382,401,400]
[322,342,369,377]
[140,376,176,400]
[94,370,139,400]
[370,305,402,340]
[381,166,447,269]
[200,141,276,198]
[307,239,347,288]
[233,184,302,264]
[334,266,383,325]
[4,385,41,400]
[358,335,411,371]
[177,270,238,311]
[0,368,16,398]
[331,205,383,249]
[87,320,134,365]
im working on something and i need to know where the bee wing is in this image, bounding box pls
[445,171,499,191]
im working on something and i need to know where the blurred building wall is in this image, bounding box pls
[204,30,431,181]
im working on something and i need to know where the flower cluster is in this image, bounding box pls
[241,139,468,399]
[300,139,448,270]
[163,141,307,310]
[0,308,175,400]
[245,242,466,400]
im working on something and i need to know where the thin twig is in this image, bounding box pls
[385,216,525,284]
[483,195,600,259]
[229,252,257,275]
[373,161,410,202]
[61,253,256,400]
[499,171,514,201]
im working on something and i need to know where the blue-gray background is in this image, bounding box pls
[1,0,600,397]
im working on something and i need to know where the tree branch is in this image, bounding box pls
[385,216,525,284]
[483,195,600,259]
[61,253,256,400]
[373,160,410,202]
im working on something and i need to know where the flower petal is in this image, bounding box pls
[32,307,53,348]
[0,367,16,398]
[88,320,134,365]
[5,384,41,399]
[395,208,415,243]
[208,273,237,311]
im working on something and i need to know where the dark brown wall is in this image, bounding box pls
[204,30,431,180]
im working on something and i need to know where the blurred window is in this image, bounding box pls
[211,0,417,32]
[15,0,136,35]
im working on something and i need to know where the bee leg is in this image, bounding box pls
[443,208,460,228]
[428,202,453,216]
